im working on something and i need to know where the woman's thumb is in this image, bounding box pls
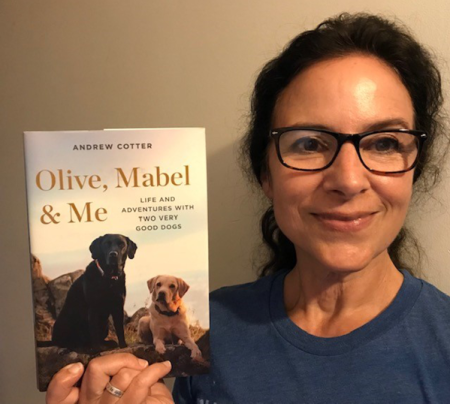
[46,362,84,404]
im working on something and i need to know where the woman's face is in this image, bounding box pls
[263,55,415,273]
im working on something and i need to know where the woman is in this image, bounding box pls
[47,13,450,404]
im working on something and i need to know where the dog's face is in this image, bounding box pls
[89,234,137,278]
[147,275,189,307]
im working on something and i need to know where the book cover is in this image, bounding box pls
[24,128,210,391]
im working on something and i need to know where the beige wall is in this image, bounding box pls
[2,1,450,402]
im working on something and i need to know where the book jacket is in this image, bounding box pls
[24,128,210,391]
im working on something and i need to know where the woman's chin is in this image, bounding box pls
[298,244,390,275]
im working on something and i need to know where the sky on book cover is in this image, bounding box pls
[24,128,209,328]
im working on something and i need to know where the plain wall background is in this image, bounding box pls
[2,1,450,402]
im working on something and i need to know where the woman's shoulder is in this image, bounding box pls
[210,269,284,303]
[208,269,287,324]
[404,270,450,322]
[415,273,450,306]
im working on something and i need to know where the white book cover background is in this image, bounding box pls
[24,128,209,390]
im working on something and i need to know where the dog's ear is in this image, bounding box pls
[89,235,104,260]
[125,237,138,259]
[147,276,159,293]
[177,278,190,298]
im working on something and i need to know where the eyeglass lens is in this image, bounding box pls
[279,130,419,172]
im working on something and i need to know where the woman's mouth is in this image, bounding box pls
[312,212,377,232]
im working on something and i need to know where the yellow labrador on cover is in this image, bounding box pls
[138,275,202,359]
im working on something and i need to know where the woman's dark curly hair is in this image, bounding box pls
[241,13,447,277]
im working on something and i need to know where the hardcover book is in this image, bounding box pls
[24,128,210,391]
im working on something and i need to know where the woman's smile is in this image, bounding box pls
[311,211,377,232]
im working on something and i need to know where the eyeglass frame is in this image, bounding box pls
[269,127,428,175]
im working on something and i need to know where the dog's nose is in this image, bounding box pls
[109,251,119,261]
[108,251,119,265]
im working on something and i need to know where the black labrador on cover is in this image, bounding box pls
[52,234,137,351]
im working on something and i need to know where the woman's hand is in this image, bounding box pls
[46,354,174,404]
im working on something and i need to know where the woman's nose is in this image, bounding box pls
[321,143,370,198]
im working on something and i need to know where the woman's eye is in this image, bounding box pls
[367,136,401,152]
[291,137,325,152]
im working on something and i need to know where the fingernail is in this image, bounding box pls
[138,358,149,368]
[66,362,83,374]
[162,360,172,369]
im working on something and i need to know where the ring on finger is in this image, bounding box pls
[106,382,124,398]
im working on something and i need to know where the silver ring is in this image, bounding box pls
[106,381,124,398]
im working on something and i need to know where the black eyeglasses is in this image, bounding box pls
[270,127,427,174]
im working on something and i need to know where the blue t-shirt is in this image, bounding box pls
[173,269,450,404]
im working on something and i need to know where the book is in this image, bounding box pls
[24,128,210,391]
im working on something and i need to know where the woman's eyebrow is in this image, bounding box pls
[280,122,332,130]
[279,118,412,132]
[364,118,413,132]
